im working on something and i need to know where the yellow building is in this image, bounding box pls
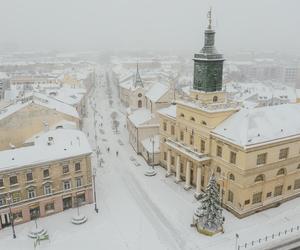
[0,129,93,229]
[0,92,80,150]
[158,12,300,218]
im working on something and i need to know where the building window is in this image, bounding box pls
[274,185,283,197]
[62,165,69,174]
[180,131,184,141]
[0,178,3,188]
[12,192,21,203]
[163,152,167,161]
[216,145,222,157]
[213,96,218,102]
[252,192,262,204]
[229,173,235,181]
[257,153,267,165]
[44,184,52,195]
[279,148,289,160]
[138,93,142,98]
[294,179,300,190]
[216,167,221,174]
[297,164,300,170]
[0,195,6,206]
[230,152,237,164]
[190,117,195,122]
[202,120,207,126]
[75,162,81,172]
[138,100,142,108]
[200,140,205,153]
[63,180,71,190]
[277,168,286,176]
[45,203,54,212]
[180,113,184,118]
[163,122,167,131]
[266,192,272,198]
[28,189,36,199]
[287,185,292,191]
[255,174,265,182]
[26,172,33,182]
[244,199,250,205]
[190,135,194,145]
[76,177,82,187]
[171,125,175,135]
[228,190,234,202]
[171,156,175,165]
[9,176,18,185]
[43,169,50,178]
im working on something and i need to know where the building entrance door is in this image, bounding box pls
[63,197,72,210]
[0,213,11,228]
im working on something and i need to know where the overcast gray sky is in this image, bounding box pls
[0,0,299,54]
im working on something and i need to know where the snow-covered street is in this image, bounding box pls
[1,67,300,250]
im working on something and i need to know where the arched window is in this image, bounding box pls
[216,167,221,174]
[190,117,195,122]
[229,173,235,181]
[138,100,142,108]
[180,113,185,118]
[213,96,218,102]
[277,168,286,176]
[255,174,265,183]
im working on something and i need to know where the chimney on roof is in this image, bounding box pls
[47,136,54,146]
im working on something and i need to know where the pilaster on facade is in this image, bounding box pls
[166,149,172,177]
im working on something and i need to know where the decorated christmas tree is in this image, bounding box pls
[193,174,224,235]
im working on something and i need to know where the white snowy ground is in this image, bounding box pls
[1,68,300,250]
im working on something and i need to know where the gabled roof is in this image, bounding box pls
[145,82,169,102]
[212,103,300,148]
[0,92,79,121]
[128,108,155,127]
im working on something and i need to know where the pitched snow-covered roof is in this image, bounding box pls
[157,104,176,119]
[145,82,169,102]
[212,103,300,148]
[128,108,155,126]
[0,129,92,172]
[0,92,80,121]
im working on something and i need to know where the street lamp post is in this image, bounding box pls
[7,196,16,239]
[144,136,157,177]
[93,168,99,213]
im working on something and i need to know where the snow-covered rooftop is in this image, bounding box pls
[145,82,169,102]
[0,92,80,121]
[0,129,92,172]
[212,103,300,148]
[128,108,155,126]
[158,104,177,119]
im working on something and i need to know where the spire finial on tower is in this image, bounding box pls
[207,7,212,30]
[134,61,143,88]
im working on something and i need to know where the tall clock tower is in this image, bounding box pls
[193,9,224,92]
